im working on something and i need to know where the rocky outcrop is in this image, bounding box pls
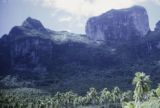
[22,17,46,31]
[155,21,160,32]
[9,17,52,41]
[85,6,150,41]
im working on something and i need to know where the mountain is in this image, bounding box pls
[0,6,160,93]
[86,6,150,42]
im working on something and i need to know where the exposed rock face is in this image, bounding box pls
[22,17,45,31]
[155,21,160,32]
[86,6,150,41]
[9,18,51,41]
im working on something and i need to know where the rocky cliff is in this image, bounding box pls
[86,6,150,42]
[155,21,160,32]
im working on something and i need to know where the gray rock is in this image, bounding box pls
[85,5,150,41]
[155,21,160,32]
[22,17,46,32]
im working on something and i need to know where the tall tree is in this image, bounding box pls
[156,84,160,98]
[133,72,151,108]
[86,88,99,105]
[100,88,111,107]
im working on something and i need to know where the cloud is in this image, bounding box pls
[39,0,159,17]
[26,0,160,19]
[41,0,134,17]
[154,0,160,5]
[139,0,160,5]
[58,16,72,22]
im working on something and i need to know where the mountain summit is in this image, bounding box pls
[22,17,46,31]
[86,5,150,41]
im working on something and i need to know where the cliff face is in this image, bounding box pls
[10,18,52,72]
[85,6,150,41]
[155,21,160,32]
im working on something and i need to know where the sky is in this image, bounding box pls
[0,0,160,36]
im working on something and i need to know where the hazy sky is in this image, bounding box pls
[0,0,160,36]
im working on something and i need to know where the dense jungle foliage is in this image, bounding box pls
[0,72,160,108]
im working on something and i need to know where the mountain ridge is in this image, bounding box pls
[0,6,160,93]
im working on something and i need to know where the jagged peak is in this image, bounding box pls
[22,17,45,31]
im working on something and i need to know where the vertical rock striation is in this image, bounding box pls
[155,21,160,32]
[85,6,150,42]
